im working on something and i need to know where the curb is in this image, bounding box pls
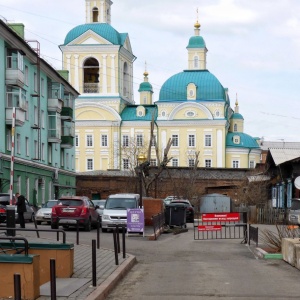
[248,245,283,260]
[85,254,137,300]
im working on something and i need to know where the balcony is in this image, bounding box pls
[48,129,61,144]
[5,87,27,126]
[48,82,64,113]
[61,122,75,149]
[83,83,99,93]
[48,98,63,113]
[5,51,24,87]
[61,107,73,120]
[48,112,61,143]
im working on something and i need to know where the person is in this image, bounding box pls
[16,194,26,228]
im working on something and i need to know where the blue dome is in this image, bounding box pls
[63,23,126,45]
[138,82,153,92]
[187,36,206,48]
[158,70,226,102]
[226,132,260,149]
[231,112,244,120]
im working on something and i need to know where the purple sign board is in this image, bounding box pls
[127,208,144,233]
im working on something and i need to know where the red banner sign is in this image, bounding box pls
[202,213,240,222]
[198,225,222,231]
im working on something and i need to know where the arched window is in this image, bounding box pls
[234,123,237,132]
[194,56,199,68]
[92,8,99,22]
[83,57,100,93]
[123,62,129,98]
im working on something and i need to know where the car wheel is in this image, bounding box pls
[36,221,42,225]
[51,223,58,229]
[102,228,107,233]
[85,218,91,232]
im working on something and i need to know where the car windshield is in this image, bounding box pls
[92,200,106,206]
[291,200,300,210]
[105,198,136,209]
[58,200,83,206]
[43,201,57,208]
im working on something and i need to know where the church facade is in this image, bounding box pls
[60,0,261,172]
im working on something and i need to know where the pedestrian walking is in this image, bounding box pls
[16,194,26,228]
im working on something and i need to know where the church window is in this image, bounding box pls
[123,62,129,98]
[205,159,212,168]
[161,111,166,117]
[92,8,99,22]
[188,159,195,168]
[101,135,108,147]
[172,134,178,147]
[249,161,255,168]
[186,111,195,117]
[172,158,178,167]
[189,90,194,97]
[234,123,237,132]
[233,135,240,144]
[150,159,157,166]
[138,111,143,116]
[188,134,195,147]
[194,56,199,68]
[232,160,239,168]
[215,110,220,117]
[187,83,197,100]
[143,96,147,104]
[87,158,94,171]
[83,58,100,93]
[205,135,212,147]
[123,159,129,170]
[136,134,143,147]
[122,135,129,147]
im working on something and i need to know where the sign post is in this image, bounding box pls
[127,208,144,236]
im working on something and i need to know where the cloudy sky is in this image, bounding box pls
[1,0,300,142]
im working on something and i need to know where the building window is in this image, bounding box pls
[150,159,157,166]
[215,110,220,117]
[34,106,38,126]
[172,134,179,147]
[66,153,69,168]
[188,134,195,147]
[34,140,38,159]
[16,134,21,154]
[41,78,45,97]
[123,159,129,170]
[24,66,29,85]
[101,134,108,147]
[151,135,156,147]
[205,135,212,147]
[186,111,195,117]
[136,134,143,147]
[122,135,129,147]
[25,137,29,156]
[172,158,178,167]
[86,134,93,147]
[161,111,166,117]
[194,56,199,68]
[249,161,255,168]
[48,144,52,163]
[25,100,29,120]
[233,160,239,168]
[7,130,12,151]
[205,159,212,168]
[188,159,195,168]
[87,158,94,171]
[75,135,79,147]
[34,72,37,92]
[41,143,45,160]
[41,110,45,128]
[234,124,237,132]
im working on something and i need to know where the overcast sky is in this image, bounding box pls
[1,0,300,142]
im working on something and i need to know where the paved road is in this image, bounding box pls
[105,223,300,300]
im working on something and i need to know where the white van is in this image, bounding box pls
[101,193,140,232]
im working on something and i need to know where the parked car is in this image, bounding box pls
[0,193,35,223]
[35,200,58,225]
[170,199,195,223]
[91,199,106,222]
[51,196,99,231]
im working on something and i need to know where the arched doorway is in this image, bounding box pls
[83,57,100,93]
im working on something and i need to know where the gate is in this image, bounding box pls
[194,212,247,242]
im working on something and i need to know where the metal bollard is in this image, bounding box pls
[122,225,126,259]
[112,229,119,265]
[116,225,120,253]
[50,259,56,300]
[14,273,21,300]
[97,218,100,249]
[76,221,79,245]
[92,239,97,286]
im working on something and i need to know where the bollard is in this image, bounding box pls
[97,218,100,249]
[6,205,16,236]
[32,215,40,238]
[116,225,120,254]
[112,229,119,265]
[122,225,126,259]
[76,221,79,245]
[50,259,56,300]
[92,239,97,286]
[14,273,21,300]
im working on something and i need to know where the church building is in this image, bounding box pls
[60,0,261,172]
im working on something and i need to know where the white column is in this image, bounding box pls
[66,54,71,81]
[100,0,104,23]
[217,129,223,167]
[102,55,107,94]
[120,59,123,96]
[129,63,133,101]
[110,55,116,94]
[86,2,90,23]
[74,55,79,92]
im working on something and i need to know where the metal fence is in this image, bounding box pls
[151,212,165,240]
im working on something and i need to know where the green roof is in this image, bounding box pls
[226,132,260,149]
[138,82,153,92]
[158,70,226,102]
[231,113,244,120]
[187,36,206,48]
[121,105,157,121]
[63,23,127,46]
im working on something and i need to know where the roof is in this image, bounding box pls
[260,141,300,151]
[187,36,206,48]
[158,70,226,102]
[138,82,153,92]
[226,132,260,149]
[230,112,244,120]
[121,105,157,121]
[63,23,127,46]
[268,148,300,166]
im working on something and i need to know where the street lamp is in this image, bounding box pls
[137,154,147,208]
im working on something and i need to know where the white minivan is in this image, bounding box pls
[101,193,140,232]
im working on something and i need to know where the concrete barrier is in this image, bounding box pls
[282,238,300,268]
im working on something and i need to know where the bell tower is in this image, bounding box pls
[85,0,113,24]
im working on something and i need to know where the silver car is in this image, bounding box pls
[92,199,106,222]
[35,200,58,225]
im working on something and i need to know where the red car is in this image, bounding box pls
[51,196,99,231]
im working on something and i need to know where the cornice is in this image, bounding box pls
[155,120,227,127]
